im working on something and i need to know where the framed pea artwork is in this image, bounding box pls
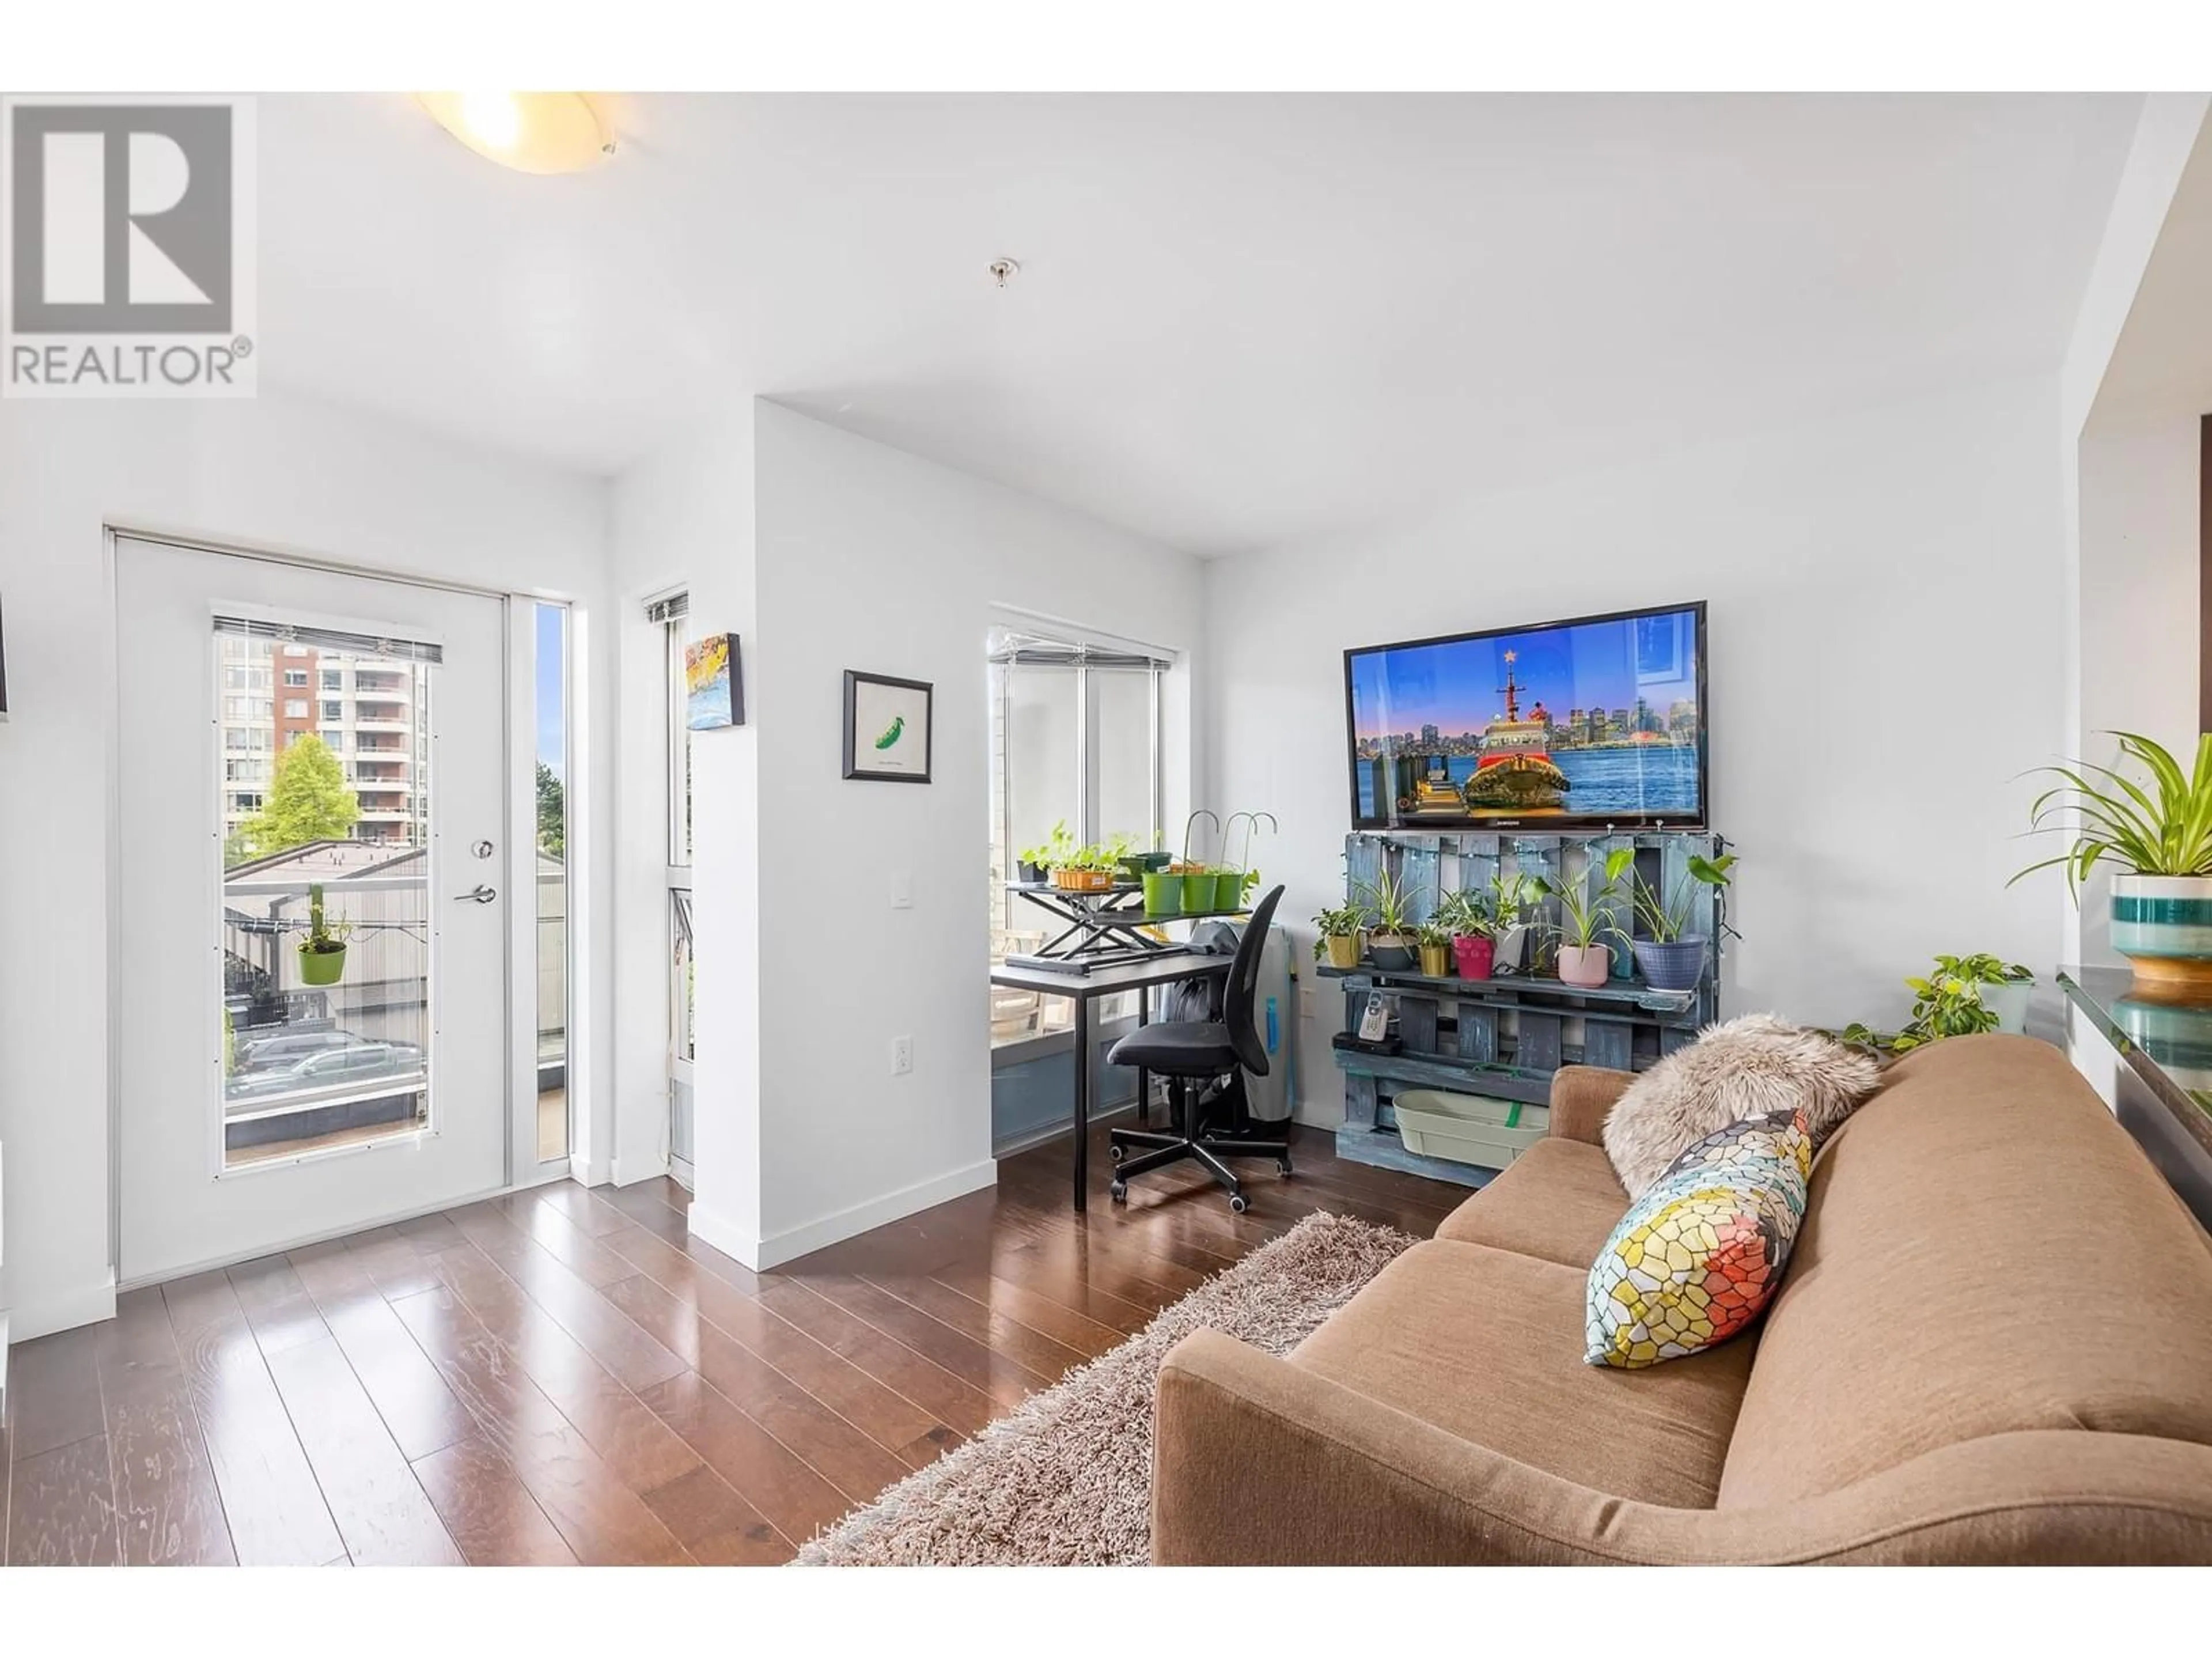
[842,669,933,783]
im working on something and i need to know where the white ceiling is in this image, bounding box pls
[259,93,2143,556]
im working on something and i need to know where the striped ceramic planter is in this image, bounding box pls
[2111,874,2212,990]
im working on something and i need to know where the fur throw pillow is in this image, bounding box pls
[1601,1013,1883,1200]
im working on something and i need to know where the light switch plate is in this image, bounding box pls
[889,870,914,910]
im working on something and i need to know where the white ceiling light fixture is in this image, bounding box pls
[416,92,615,175]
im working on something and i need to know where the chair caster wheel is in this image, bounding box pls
[1229,1193,1249,1214]
[1109,1180,1128,1203]
[1277,1158,1294,1177]
[1109,1143,1124,1164]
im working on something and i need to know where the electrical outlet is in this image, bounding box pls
[892,1035,914,1075]
[1300,986,1317,1017]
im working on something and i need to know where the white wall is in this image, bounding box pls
[1203,375,2070,1125]
[608,401,763,1253]
[0,392,611,1340]
[717,400,1203,1267]
[2073,412,2202,965]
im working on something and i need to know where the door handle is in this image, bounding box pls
[453,884,498,904]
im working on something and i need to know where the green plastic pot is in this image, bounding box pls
[1180,871,1215,912]
[298,944,347,987]
[1212,870,1247,911]
[1142,870,1183,915]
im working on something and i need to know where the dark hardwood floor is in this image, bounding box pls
[1,1120,1459,1566]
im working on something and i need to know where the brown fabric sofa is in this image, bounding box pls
[1153,1035,2212,1564]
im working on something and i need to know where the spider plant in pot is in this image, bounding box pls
[1355,865,1423,971]
[1415,916,1455,978]
[2013,731,2212,991]
[1484,870,1541,971]
[1627,851,1737,991]
[1537,847,1632,988]
[298,882,353,987]
[1312,902,1367,969]
[1433,887,1495,979]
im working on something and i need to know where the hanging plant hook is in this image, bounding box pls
[1179,809,1221,868]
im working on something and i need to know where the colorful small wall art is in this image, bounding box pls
[685,633,743,730]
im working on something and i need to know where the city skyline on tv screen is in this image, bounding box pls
[1346,604,1705,827]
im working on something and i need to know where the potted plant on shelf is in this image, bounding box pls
[1537,847,1632,988]
[2013,731,2212,990]
[1433,887,1495,979]
[298,882,353,987]
[1173,809,1221,914]
[1626,850,1738,991]
[1052,840,1120,893]
[1356,865,1423,971]
[1017,820,1073,885]
[1415,916,1455,978]
[1487,870,1541,972]
[1312,902,1368,969]
[1216,811,1277,912]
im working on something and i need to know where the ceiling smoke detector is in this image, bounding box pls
[987,257,1021,289]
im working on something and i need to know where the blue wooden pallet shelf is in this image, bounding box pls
[1327,830,1726,1186]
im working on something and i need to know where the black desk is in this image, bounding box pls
[990,952,1234,1210]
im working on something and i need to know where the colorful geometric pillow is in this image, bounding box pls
[1585,1108,1813,1370]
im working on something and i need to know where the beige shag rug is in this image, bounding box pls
[793,1210,1417,1566]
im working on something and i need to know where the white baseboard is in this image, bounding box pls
[570,1156,615,1188]
[753,1159,999,1271]
[7,1272,119,1343]
[611,1152,671,1188]
[684,1197,759,1267]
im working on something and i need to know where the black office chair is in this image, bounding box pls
[1105,885,1290,1213]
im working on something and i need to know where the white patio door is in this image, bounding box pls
[116,536,510,1282]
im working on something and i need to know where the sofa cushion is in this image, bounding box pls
[1588,1109,1812,1368]
[1435,1138,1630,1268]
[1291,1238,1753,1508]
[1719,1034,2212,1509]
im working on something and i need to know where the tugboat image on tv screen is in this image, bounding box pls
[1463,651,1570,813]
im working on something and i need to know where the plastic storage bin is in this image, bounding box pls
[1389,1089,1551,1169]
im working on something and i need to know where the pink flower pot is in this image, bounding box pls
[1452,935,1494,980]
[1556,943,1611,988]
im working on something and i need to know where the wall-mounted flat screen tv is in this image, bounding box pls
[1344,601,1707,830]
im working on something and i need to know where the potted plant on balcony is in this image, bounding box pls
[1356,865,1422,971]
[298,882,353,987]
[1538,847,1632,988]
[1312,902,1368,969]
[1433,887,1494,979]
[1627,851,1737,991]
[2013,732,2212,989]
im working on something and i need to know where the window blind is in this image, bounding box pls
[212,615,442,664]
[646,592,690,626]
